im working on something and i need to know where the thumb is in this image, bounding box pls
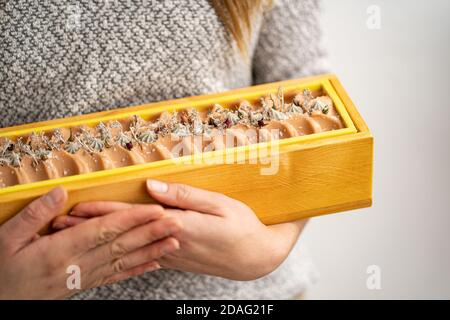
[1,186,67,251]
[146,179,230,215]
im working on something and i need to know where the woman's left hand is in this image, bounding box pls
[53,180,306,281]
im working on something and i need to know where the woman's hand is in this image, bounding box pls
[0,186,181,299]
[55,180,306,281]
[148,180,307,280]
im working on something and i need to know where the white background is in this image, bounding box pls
[301,0,450,299]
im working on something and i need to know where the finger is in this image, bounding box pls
[1,186,67,251]
[92,237,179,280]
[70,201,134,217]
[83,215,182,268]
[158,255,190,270]
[54,204,164,256]
[146,179,231,215]
[52,215,87,230]
[101,261,161,286]
[158,254,208,274]
[53,204,165,228]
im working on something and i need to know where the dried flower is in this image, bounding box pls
[171,111,179,126]
[269,108,288,121]
[97,122,111,139]
[75,136,94,154]
[260,96,273,111]
[0,157,10,166]
[1,138,14,156]
[270,93,281,110]
[249,111,264,126]
[289,103,304,114]
[64,141,81,154]
[237,108,248,120]
[53,129,66,145]
[28,132,41,149]
[17,139,39,165]
[90,138,104,152]
[7,142,14,152]
[226,112,240,127]
[277,87,285,111]
[35,148,52,161]
[79,127,94,141]
[109,120,123,129]
[125,141,133,150]
[131,115,144,131]
[7,152,21,167]
[172,123,190,137]
[138,130,158,143]
[202,123,212,135]
[311,99,329,114]
[193,120,204,135]
[116,132,132,148]
[17,138,30,153]
[292,96,301,107]
[179,111,190,124]
[96,122,114,148]
[211,104,224,113]
[67,128,75,142]
[303,88,313,100]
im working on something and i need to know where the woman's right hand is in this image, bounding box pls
[0,186,181,300]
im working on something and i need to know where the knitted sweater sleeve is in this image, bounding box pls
[252,0,329,84]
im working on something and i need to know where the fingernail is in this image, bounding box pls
[165,228,174,237]
[52,216,67,229]
[43,187,65,206]
[162,241,179,255]
[147,180,168,193]
[52,222,62,229]
[146,262,160,272]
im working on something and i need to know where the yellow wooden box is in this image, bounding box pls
[0,74,373,226]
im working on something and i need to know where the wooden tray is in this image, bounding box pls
[0,74,373,226]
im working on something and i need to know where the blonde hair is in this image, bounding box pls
[211,0,272,55]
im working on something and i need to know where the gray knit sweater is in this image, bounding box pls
[0,0,326,299]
